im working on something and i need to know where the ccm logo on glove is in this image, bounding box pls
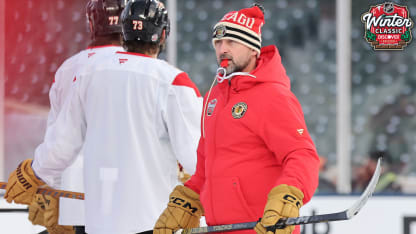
[170,196,199,213]
[283,194,301,208]
[16,163,33,190]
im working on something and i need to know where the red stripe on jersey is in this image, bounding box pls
[86,45,120,50]
[172,72,201,97]
[116,51,151,58]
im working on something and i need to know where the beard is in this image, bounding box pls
[218,54,251,75]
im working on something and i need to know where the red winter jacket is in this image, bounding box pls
[186,45,320,234]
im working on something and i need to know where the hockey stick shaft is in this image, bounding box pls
[0,182,84,200]
[182,158,382,234]
[182,212,348,234]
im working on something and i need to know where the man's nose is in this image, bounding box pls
[217,41,229,54]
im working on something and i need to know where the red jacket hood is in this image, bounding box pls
[226,45,290,91]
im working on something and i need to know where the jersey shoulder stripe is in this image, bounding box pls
[172,72,201,97]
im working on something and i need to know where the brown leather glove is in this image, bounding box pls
[28,194,47,226]
[179,172,192,184]
[28,194,75,234]
[5,159,45,205]
[154,185,204,234]
[46,224,75,234]
[254,184,304,234]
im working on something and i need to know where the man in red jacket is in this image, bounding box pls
[154,4,320,234]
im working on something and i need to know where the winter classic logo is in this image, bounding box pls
[361,2,414,50]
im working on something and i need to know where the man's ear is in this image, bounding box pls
[251,49,258,58]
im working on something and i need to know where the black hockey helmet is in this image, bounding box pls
[121,0,170,43]
[86,0,127,38]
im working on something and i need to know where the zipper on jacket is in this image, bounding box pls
[207,80,233,224]
[225,80,231,103]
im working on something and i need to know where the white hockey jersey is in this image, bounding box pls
[48,45,125,226]
[32,50,202,234]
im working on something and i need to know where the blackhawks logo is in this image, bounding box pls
[232,102,247,119]
[361,2,414,50]
[213,25,226,39]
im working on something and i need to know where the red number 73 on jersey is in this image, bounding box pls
[132,20,143,30]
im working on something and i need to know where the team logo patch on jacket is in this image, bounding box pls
[207,99,217,116]
[232,102,248,119]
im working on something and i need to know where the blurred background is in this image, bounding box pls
[2,0,416,191]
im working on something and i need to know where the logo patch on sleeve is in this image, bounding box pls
[119,58,128,64]
[232,102,248,119]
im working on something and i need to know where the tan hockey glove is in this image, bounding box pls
[28,194,46,226]
[154,185,204,234]
[254,184,304,234]
[5,159,45,204]
[46,224,75,234]
[179,172,192,184]
[29,194,74,234]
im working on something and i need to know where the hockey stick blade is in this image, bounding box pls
[345,157,381,219]
[0,181,84,200]
[180,158,382,234]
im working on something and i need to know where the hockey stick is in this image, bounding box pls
[181,158,382,234]
[0,182,84,200]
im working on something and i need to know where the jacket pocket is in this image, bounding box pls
[207,177,257,225]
